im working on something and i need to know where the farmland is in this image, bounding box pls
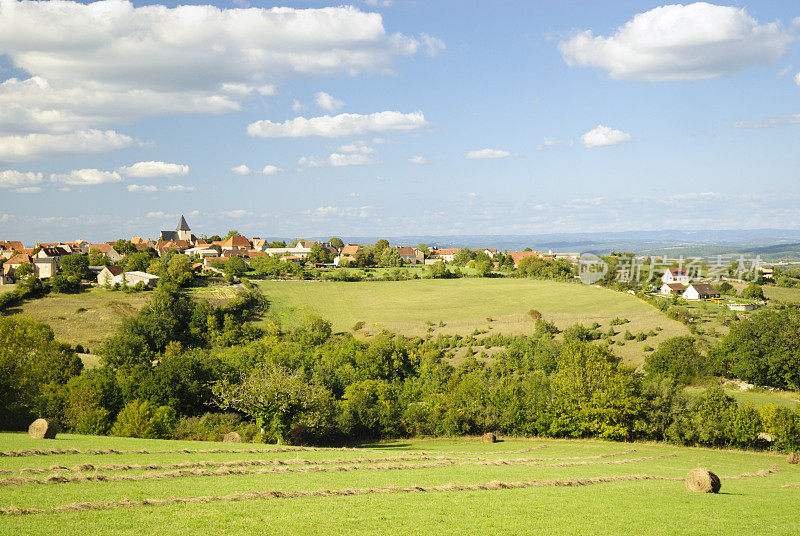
[0,433,798,535]
[255,278,689,363]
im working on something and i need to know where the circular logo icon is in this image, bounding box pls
[578,253,608,285]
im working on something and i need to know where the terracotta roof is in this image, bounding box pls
[508,251,543,265]
[219,235,252,249]
[0,240,25,251]
[436,248,460,256]
[668,267,687,276]
[341,245,361,256]
[6,253,31,265]
[664,283,686,291]
[396,247,418,256]
[688,283,719,295]
[89,243,113,253]
[131,237,149,245]
[103,266,124,276]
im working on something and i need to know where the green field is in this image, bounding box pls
[255,278,689,363]
[1,287,151,349]
[762,285,800,304]
[686,387,800,410]
[0,433,797,535]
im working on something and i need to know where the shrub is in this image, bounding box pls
[110,399,178,439]
[352,321,365,331]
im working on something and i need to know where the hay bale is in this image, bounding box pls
[685,468,721,493]
[481,432,496,444]
[787,452,800,465]
[28,419,56,439]
[223,432,242,443]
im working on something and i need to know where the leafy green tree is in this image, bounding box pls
[15,262,34,279]
[123,251,154,273]
[213,364,335,444]
[49,274,82,294]
[338,379,402,438]
[373,239,390,254]
[225,230,241,239]
[114,239,138,256]
[61,254,90,279]
[644,336,708,385]
[742,282,765,300]
[308,244,333,264]
[110,399,177,439]
[0,316,83,429]
[475,259,493,277]
[223,256,249,277]
[453,247,475,266]
[328,237,344,250]
[166,254,194,286]
[88,248,109,266]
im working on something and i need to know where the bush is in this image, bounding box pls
[644,336,708,385]
[173,412,259,442]
[110,399,177,439]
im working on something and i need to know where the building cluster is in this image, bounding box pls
[659,267,722,301]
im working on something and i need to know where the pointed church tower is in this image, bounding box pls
[177,215,191,241]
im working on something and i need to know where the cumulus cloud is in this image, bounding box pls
[167,184,196,192]
[315,92,345,113]
[232,165,252,175]
[119,161,189,178]
[247,111,428,138]
[126,184,158,193]
[0,1,436,134]
[795,72,800,85]
[559,3,791,81]
[12,186,42,194]
[261,165,283,175]
[0,170,43,188]
[300,144,379,167]
[408,155,428,164]
[580,125,632,148]
[0,129,135,162]
[538,138,574,150]
[222,209,251,218]
[420,33,446,56]
[51,168,123,186]
[465,148,511,159]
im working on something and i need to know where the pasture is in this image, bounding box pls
[255,278,689,363]
[0,433,798,535]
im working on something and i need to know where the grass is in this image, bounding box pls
[1,287,151,349]
[256,278,689,363]
[0,283,17,295]
[762,285,800,304]
[0,433,797,535]
[685,387,800,410]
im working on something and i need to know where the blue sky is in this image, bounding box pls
[1,0,800,243]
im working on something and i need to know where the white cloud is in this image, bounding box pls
[292,99,306,113]
[420,33,446,57]
[315,92,345,113]
[247,111,428,138]
[313,205,376,218]
[408,155,428,164]
[733,114,800,129]
[538,138,574,150]
[466,148,511,159]
[0,129,135,162]
[795,72,800,85]
[51,169,123,186]
[126,184,158,193]
[467,192,477,198]
[580,125,632,148]
[0,170,43,188]
[0,2,430,134]
[300,144,379,167]
[232,165,252,175]
[167,184,196,192]
[559,3,791,81]
[119,161,189,178]
[222,209,251,218]
[365,0,392,7]
[12,186,42,194]
[261,165,283,175]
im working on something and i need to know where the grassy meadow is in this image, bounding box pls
[0,433,797,535]
[254,278,689,363]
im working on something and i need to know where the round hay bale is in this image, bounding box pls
[787,452,800,465]
[685,468,721,493]
[28,419,56,439]
[223,431,242,443]
[481,432,496,444]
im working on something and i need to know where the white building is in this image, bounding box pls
[662,267,690,285]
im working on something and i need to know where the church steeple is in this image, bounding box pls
[177,215,190,231]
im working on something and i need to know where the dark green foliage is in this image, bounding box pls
[60,254,90,279]
[741,282,765,300]
[516,256,574,279]
[644,336,709,385]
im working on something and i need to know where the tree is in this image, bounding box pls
[644,336,707,385]
[453,247,475,266]
[123,251,154,273]
[114,239,138,256]
[225,230,241,239]
[373,239,390,254]
[475,258,493,277]
[15,262,34,279]
[308,243,333,264]
[328,237,344,250]
[88,248,109,266]
[61,254,90,279]
[742,282,765,301]
[166,254,194,286]
[213,364,335,444]
[223,256,248,277]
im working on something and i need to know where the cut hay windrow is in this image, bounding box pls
[0,454,687,487]
[11,448,638,476]
[0,444,551,459]
[0,474,676,516]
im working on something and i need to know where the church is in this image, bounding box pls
[159,215,194,243]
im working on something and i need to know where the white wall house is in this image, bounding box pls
[662,267,690,285]
[683,284,720,301]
